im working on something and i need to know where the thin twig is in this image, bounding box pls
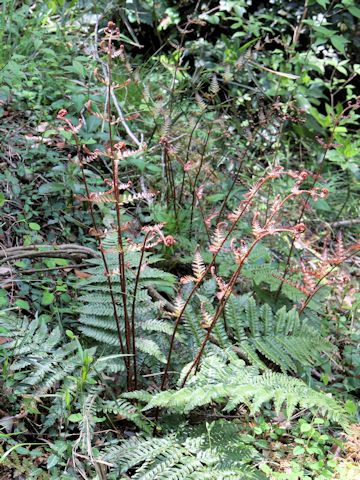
[189,127,211,236]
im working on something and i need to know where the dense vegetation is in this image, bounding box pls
[0,0,359,478]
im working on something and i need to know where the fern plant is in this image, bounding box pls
[223,295,331,373]
[175,273,332,376]
[101,421,266,479]
[76,232,178,376]
[0,312,152,430]
[0,314,89,396]
[1,8,358,480]
[127,352,348,427]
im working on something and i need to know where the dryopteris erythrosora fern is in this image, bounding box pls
[77,233,178,369]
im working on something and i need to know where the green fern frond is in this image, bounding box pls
[137,338,166,363]
[99,399,152,432]
[103,435,178,474]
[142,354,348,425]
[102,425,264,480]
[0,316,92,395]
[224,296,331,373]
[76,236,177,367]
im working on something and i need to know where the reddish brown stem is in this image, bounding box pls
[181,221,306,386]
[298,250,357,316]
[274,100,359,303]
[180,238,260,386]
[130,231,151,390]
[62,122,128,372]
[164,149,177,218]
[160,177,273,391]
[216,125,262,224]
[107,32,133,390]
[173,151,211,241]
[179,114,204,204]
[189,127,211,236]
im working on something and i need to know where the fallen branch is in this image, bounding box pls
[16,263,89,275]
[0,244,99,266]
[147,286,176,313]
[330,218,360,228]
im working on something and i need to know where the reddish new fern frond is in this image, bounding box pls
[230,238,248,265]
[170,296,186,318]
[210,266,228,300]
[192,247,206,281]
[200,302,213,329]
[209,222,227,254]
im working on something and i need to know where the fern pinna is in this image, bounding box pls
[0,315,89,396]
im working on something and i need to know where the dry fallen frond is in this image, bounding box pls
[344,424,360,463]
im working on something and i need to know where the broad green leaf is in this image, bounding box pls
[331,36,348,55]
[300,422,312,433]
[47,454,59,469]
[42,290,55,306]
[310,25,336,37]
[29,222,41,231]
[316,0,329,7]
[349,6,360,18]
[68,413,83,422]
[72,60,86,77]
[293,446,305,455]
[15,299,30,311]
[38,183,67,194]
